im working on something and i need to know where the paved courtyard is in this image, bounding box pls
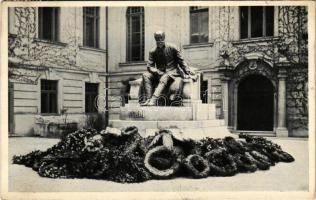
[8,136,309,192]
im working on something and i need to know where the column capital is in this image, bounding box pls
[220,75,231,82]
[217,65,233,81]
[277,68,288,79]
[276,61,291,70]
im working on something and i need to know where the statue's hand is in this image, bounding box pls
[190,74,198,82]
[157,70,164,76]
[149,67,158,74]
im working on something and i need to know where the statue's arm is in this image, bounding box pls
[147,50,157,73]
[174,46,195,76]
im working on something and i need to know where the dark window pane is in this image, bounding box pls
[41,93,47,113]
[190,13,199,35]
[39,7,59,41]
[240,7,248,39]
[132,45,141,61]
[41,80,58,114]
[132,33,141,45]
[200,11,209,43]
[42,8,52,40]
[190,7,209,44]
[132,16,140,31]
[266,6,274,36]
[85,83,99,113]
[200,80,208,103]
[83,7,99,48]
[49,93,57,113]
[251,7,263,37]
[127,7,144,62]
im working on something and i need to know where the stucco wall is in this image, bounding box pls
[8,7,107,73]
[11,69,106,136]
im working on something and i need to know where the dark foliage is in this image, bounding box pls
[13,129,294,183]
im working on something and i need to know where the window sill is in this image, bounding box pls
[119,61,147,67]
[79,46,107,53]
[34,38,67,47]
[232,36,280,45]
[39,113,61,116]
[183,42,214,49]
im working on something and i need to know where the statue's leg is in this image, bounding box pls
[146,74,171,106]
[141,71,155,106]
[169,78,184,106]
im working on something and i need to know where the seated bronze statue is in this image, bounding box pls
[141,31,197,106]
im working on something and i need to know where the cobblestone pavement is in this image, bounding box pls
[8,136,309,192]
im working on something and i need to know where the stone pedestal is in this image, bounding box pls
[119,103,216,121]
[110,102,230,138]
[111,73,232,139]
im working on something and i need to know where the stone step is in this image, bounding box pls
[109,119,226,132]
[144,128,236,140]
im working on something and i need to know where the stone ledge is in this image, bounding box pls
[145,127,234,140]
[110,119,226,131]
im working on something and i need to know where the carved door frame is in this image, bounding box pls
[230,59,278,133]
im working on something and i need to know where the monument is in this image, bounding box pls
[110,31,231,139]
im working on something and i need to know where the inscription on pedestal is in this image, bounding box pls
[128,111,144,119]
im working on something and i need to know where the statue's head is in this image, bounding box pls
[154,31,165,48]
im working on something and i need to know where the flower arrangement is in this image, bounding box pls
[13,127,294,183]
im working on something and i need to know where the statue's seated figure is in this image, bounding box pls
[140,31,198,106]
[128,73,201,107]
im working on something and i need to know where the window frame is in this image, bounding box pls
[40,79,58,114]
[126,7,145,62]
[189,6,209,44]
[240,6,274,39]
[38,7,60,42]
[85,82,99,113]
[83,7,100,48]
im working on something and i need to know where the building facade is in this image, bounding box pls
[106,6,308,137]
[8,6,308,137]
[8,7,107,136]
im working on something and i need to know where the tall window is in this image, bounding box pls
[83,7,100,48]
[38,7,59,41]
[190,7,209,44]
[240,6,274,39]
[85,83,99,113]
[126,7,144,62]
[41,80,58,114]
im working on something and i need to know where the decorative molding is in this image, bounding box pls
[34,38,67,47]
[79,45,107,53]
[119,61,147,67]
[231,36,280,45]
[183,42,214,49]
[233,59,277,88]
[109,70,146,76]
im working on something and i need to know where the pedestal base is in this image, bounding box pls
[121,103,216,121]
[276,127,289,137]
[109,119,232,139]
[111,103,231,139]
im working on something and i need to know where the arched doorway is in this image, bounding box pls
[237,75,274,131]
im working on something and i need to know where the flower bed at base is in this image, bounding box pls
[12,126,295,183]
